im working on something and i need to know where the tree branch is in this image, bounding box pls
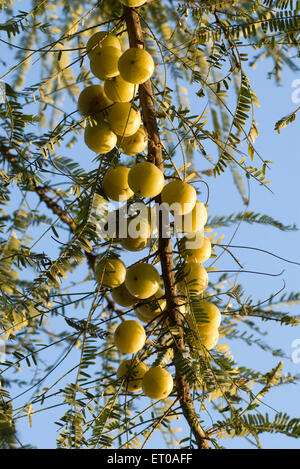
[123,6,210,449]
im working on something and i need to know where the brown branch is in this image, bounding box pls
[123,6,210,449]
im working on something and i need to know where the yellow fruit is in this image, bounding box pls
[118,48,154,85]
[120,235,150,252]
[119,208,151,251]
[125,263,160,299]
[77,85,112,117]
[90,46,122,80]
[191,300,221,328]
[117,359,149,392]
[179,262,208,295]
[175,201,208,234]
[95,258,126,288]
[84,120,117,153]
[195,329,219,351]
[114,320,146,354]
[128,162,165,198]
[181,235,212,263]
[136,287,166,320]
[111,283,138,308]
[120,0,147,7]
[104,76,137,102]
[108,102,141,137]
[134,307,152,323]
[118,127,148,156]
[86,31,121,59]
[102,166,134,202]
[161,180,197,215]
[142,366,173,400]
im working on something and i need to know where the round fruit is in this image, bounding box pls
[104,76,137,103]
[90,46,122,80]
[120,235,149,252]
[111,283,138,308]
[136,287,166,320]
[196,330,219,351]
[175,201,208,233]
[86,31,121,59]
[108,103,141,137]
[128,162,165,198]
[117,359,149,392]
[102,166,134,202]
[182,235,212,263]
[95,258,126,288]
[118,127,148,156]
[134,307,152,323]
[120,209,151,251]
[125,263,160,299]
[142,366,173,400]
[78,85,112,117]
[179,262,208,295]
[84,120,117,153]
[114,320,146,354]
[192,300,221,328]
[161,180,197,216]
[120,0,147,7]
[118,48,155,85]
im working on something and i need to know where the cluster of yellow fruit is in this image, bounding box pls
[78,27,154,156]
[78,5,221,399]
[95,257,173,398]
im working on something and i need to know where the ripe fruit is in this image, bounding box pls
[95,258,126,288]
[102,166,134,202]
[125,263,160,299]
[142,366,173,400]
[118,48,155,85]
[161,180,197,215]
[195,330,219,351]
[120,235,150,252]
[86,31,121,59]
[120,209,151,251]
[111,283,138,308]
[118,127,148,156]
[191,300,221,328]
[77,85,112,117]
[104,76,137,103]
[179,262,208,295]
[90,46,122,80]
[84,120,117,153]
[117,359,149,392]
[114,320,146,354]
[175,201,208,233]
[128,162,165,198]
[136,287,166,320]
[181,235,212,263]
[120,0,147,7]
[134,307,152,323]
[108,103,141,137]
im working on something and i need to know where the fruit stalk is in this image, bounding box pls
[123,5,210,449]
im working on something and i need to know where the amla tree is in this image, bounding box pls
[0,0,300,449]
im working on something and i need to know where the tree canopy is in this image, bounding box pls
[0,0,299,449]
